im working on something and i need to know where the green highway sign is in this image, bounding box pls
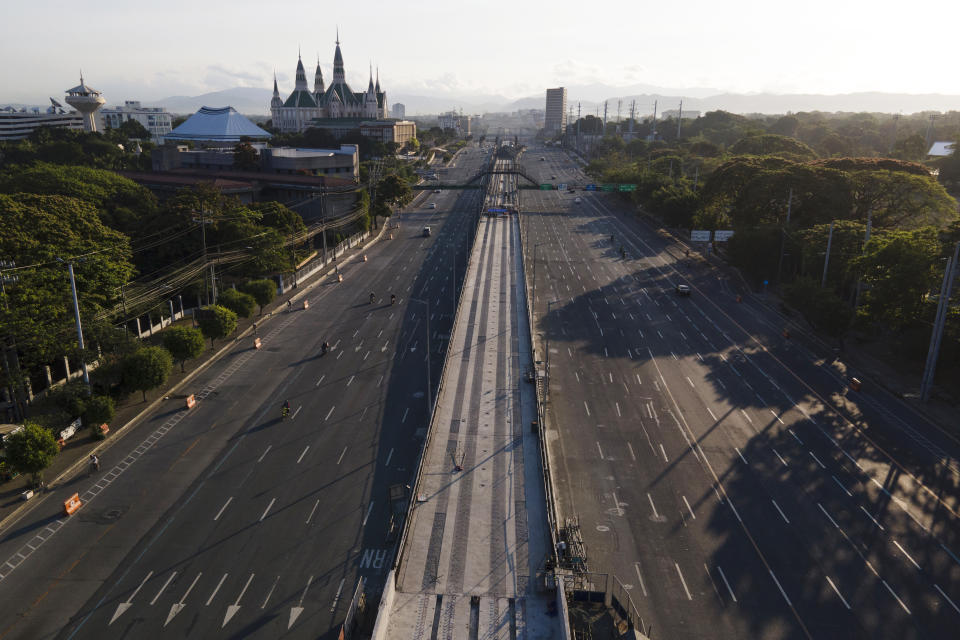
[618,184,637,192]
[601,184,616,192]
[540,184,553,190]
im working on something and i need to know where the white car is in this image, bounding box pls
[427,203,436,209]
[433,189,442,193]
[574,197,582,204]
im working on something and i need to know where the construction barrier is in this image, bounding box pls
[849,377,862,392]
[99,424,109,435]
[303,299,309,310]
[185,394,196,409]
[254,337,262,349]
[63,493,82,516]
[362,254,368,262]
[337,273,344,282]
[388,233,393,240]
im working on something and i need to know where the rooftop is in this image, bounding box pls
[165,106,271,143]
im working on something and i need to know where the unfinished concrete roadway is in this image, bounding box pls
[380,160,561,639]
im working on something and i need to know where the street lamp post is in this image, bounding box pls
[410,297,432,420]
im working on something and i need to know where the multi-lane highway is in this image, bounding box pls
[521,146,960,639]
[0,145,490,640]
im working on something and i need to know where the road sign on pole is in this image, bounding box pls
[618,184,637,192]
[540,184,553,190]
[690,230,711,242]
[601,184,616,192]
[714,230,735,242]
[585,184,597,191]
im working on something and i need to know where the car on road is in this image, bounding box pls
[433,189,442,193]
[422,226,431,237]
[574,197,582,204]
[540,157,545,161]
[427,203,436,209]
[675,284,691,296]
[551,175,557,179]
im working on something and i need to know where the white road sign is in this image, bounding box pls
[690,230,711,242]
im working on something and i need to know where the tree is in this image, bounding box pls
[3,422,60,487]
[377,173,413,209]
[218,288,256,318]
[233,142,260,170]
[239,279,277,314]
[122,346,173,401]
[783,277,854,338]
[118,119,151,140]
[81,395,115,435]
[197,305,238,345]
[162,326,206,371]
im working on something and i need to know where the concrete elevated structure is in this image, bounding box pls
[64,76,105,133]
[379,165,562,637]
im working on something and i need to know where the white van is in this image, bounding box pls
[423,226,432,237]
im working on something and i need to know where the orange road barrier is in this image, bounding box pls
[303,299,309,310]
[736,295,743,303]
[389,233,393,240]
[254,337,262,349]
[56,438,66,448]
[849,378,862,392]
[63,493,82,516]
[99,424,109,435]
[362,254,368,262]
[337,273,343,282]
[185,394,196,409]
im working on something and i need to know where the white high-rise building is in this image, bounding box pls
[102,101,173,141]
[544,87,567,134]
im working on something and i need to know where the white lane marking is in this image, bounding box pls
[770,410,784,424]
[860,506,885,530]
[686,376,695,388]
[635,373,642,385]
[608,372,613,383]
[306,500,320,524]
[362,501,375,527]
[385,448,394,466]
[262,576,280,609]
[809,451,826,468]
[574,371,580,383]
[739,409,753,423]
[260,498,276,522]
[882,580,911,614]
[675,563,693,600]
[789,429,803,444]
[377,375,383,387]
[826,576,851,610]
[584,400,591,416]
[683,495,696,520]
[330,577,345,613]
[206,573,229,606]
[401,408,409,423]
[166,573,202,626]
[717,566,736,602]
[671,351,678,360]
[337,351,343,360]
[292,406,302,420]
[214,497,233,521]
[735,447,748,465]
[337,446,348,465]
[706,407,717,421]
[819,503,840,529]
[773,448,788,467]
[596,442,605,459]
[647,493,660,520]
[110,570,155,624]
[772,500,790,524]
[769,570,792,607]
[364,350,370,361]
[151,572,176,605]
[832,475,853,497]
[346,375,355,387]
[315,375,325,387]
[325,405,335,421]
[616,402,622,417]
[660,443,669,463]
[892,539,921,570]
[224,573,255,626]
[935,584,960,615]
[627,443,636,461]
[633,563,648,596]
[297,446,310,464]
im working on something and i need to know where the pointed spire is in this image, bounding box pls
[333,32,345,83]
[375,67,381,93]
[271,71,283,108]
[314,55,325,94]
[367,62,374,93]
[336,26,340,45]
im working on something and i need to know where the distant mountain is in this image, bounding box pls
[156,87,273,115]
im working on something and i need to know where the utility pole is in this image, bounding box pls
[603,100,608,131]
[821,221,835,288]
[853,209,872,309]
[676,100,683,139]
[65,262,91,394]
[920,241,960,401]
[777,188,793,283]
[199,207,209,304]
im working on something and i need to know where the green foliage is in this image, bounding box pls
[81,395,115,430]
[783,277,854,338]
[117,119,151,140]
[3,422,60,486]
[217,288,256,318]
[378,173,413,208]
[197,305,238,345]
[730,134,818,160]
[233,142,260,170]
[121,346,173,401]
[238,279,277,313]
[162,325,206,371]
[0,193,135,370]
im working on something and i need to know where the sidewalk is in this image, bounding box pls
[0,220,389,537]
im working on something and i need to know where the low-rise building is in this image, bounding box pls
[438,111,471,137]
[305,117,416,146]
[152,144,359,180]
[101,101,173,142]
[0,106,84,141]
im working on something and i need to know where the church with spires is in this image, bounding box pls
[271,35,387,134]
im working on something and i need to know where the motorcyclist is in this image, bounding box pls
[282,400,291,419]
[391,294,396,305]
[369,292,376,304]
[610,234,615,243]
[322,340,330,354]
[88,454,100,475]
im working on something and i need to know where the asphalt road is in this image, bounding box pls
[0,145,490,640]
[521,146,960,639]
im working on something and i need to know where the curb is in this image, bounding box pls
[0,223,389,537]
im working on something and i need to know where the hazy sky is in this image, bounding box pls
[3,0,959,105]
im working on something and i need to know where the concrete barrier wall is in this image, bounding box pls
[556,574,573,640]
[369,569,397,640]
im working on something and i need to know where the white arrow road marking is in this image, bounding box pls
[165,572,201,627]
[110,570,153,625]
[150,571,176,605]
[289,575,313,629]
[223,573,255,627]
[206,573,229,606]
